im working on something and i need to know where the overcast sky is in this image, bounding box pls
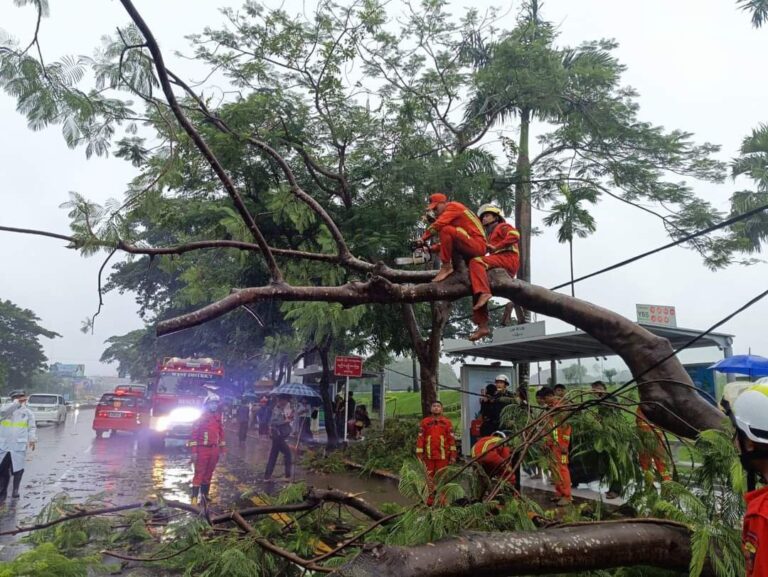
[0,0,766,377]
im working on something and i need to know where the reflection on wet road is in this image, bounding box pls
[0,408,407,558]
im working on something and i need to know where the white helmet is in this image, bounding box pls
[477,204,503,218]
[205,393,221,404]
[494,374,509,384]
[732,384,768,444]
[492,431,507,439]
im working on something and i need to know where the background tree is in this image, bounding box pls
[0,299,60,389]
[602,367,618,384]
[542,183,597,297]
[562,362,588,385]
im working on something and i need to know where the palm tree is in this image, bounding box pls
[543,183,597,297]
[738,0,768,28]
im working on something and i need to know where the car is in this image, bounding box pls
[27,393,67,425]
[93,393,145,438]
[115,384,147,397]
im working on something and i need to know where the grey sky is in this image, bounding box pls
[0,0,766,376]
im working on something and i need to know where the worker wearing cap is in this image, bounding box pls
[467,204,520,341]
[419,193,487,283]
[187,394,226,505]
[471,431,517,487]
[0,390,37,500]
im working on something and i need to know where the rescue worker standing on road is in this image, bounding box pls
[730,384,768,576]
[537,386,572,506]
[418,193,487,283]
[0,390,36,500]
[468,204,520,341]
[416,401,457,504]
[188,395,226,505]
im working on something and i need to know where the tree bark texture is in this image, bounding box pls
[331,521,712,577]
[515,108,533,393]
[158,272,724,438]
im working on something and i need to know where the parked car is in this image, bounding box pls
[27,393,68,424]
[93,393,145,438]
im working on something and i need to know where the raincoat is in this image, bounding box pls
[0,401,37,472]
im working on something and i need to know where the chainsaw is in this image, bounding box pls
[395,239,433,266]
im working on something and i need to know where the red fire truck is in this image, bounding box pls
[146,357,225,447]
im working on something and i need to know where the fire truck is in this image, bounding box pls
[146,357,224,447]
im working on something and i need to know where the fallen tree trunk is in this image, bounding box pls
[331,521,712,577]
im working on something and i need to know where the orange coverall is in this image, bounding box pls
[545,417,572,501]
[422,201,486,264]
[469,220,520,326]
[416,415,457,476]
[636,408,671,481]
[188,412,226,490]
[416,415,457,505]
[471,436,516,486]
[744,485,768,577]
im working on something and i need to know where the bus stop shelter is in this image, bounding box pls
[443,322,734,455]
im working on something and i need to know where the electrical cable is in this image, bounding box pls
[455,202,768,321]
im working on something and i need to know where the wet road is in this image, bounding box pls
[0,408,406,558]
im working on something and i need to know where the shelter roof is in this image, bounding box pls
[444,323,733,363]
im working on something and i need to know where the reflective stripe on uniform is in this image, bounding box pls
[0,420,28,428]
[472,256,489,268]
[463,210,487,239]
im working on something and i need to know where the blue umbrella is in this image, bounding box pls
[269,383,322,399]
[708,355,768,377]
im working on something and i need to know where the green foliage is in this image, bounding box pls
[0,299,59,389]
[0,543,100,577]
[344,417,420,473]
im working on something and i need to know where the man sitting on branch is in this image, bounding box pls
[418,193,487,283]
[468,204,520,341]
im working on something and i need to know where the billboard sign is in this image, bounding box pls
[49,363,86,378]
[636,304,677,328]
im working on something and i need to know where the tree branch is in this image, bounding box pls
[118,0,283,283]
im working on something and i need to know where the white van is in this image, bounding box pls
[27,393,67,424]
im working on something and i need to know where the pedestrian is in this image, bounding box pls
[0,390,36,500]
[537,386,572,506]
[334,393,345,439]
[296,398,312,443]
[468,205,520,341]
[636,406,671,482]
[471,432,516,488]
[730,385,768,576]
[416,192,487,283]
[553,383,567,398]
[416,401,457,505]
[236,400,251,444]
[188,395,226,505]
[264,395,293,481]
[479,383,502,436]
[347,404,371,440]
[257,397,271,437]
[347,391,356,421]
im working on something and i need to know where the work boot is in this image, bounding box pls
[431,264,454,283]
[472,293,492,311]
[201,484,210,501]
[468,326,491,341]
[190,486,199,505]
[11,471,23,498]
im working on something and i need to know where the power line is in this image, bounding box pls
[462,202,768,321]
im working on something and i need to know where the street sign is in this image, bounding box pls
[636,304,677,328]
[334,356,363,377]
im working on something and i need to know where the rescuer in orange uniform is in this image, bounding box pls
[636,406,671,482]
[188,395,226,505]
[731,385,768,576]
[468,204,520,341]
[537,386,572,506]
[471,431,517,487]
[419,193,487,283]
[416,401,457,505]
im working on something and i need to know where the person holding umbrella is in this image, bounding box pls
[264,394,294,481]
